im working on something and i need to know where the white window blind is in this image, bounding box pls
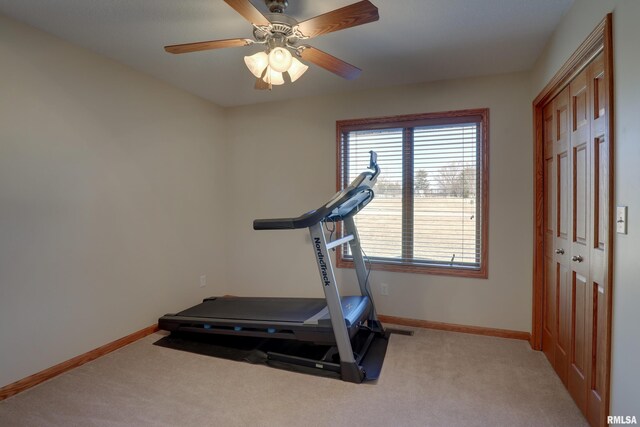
[337,111,488,276]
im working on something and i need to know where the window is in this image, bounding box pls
[336,109,489,278]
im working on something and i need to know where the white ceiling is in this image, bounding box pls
[0,0,573,107]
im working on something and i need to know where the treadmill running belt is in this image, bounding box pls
[177,297,327,323]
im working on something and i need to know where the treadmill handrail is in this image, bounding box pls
[253,151,379,230]
[253,184,372,230]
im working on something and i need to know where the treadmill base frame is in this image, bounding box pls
[154,328,390,383]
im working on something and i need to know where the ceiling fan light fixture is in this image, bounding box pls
[246,48,302,86]
[287,57,309,82]
[267,47,293,73]
[244,51,269,78]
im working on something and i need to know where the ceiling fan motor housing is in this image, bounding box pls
[265,0,288,14]
[253,13,301,48]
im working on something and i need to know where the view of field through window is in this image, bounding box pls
[343,123,480,267]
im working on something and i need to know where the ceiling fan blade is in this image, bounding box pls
[297,0,379,39]
[164,38,251,54]
[300,46,362,80]
[224,0,270,26]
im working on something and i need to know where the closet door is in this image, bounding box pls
[541,51,609,427]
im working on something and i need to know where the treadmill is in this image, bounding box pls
[158,151,389,383]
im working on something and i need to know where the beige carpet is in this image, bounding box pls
[0,328,588,426]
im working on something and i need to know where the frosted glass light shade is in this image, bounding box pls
[244,52,269,78]
[268,47,293,73]
[262,66,285,85]
[287,57,309,82]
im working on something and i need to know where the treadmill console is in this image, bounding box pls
[253,151,380,230]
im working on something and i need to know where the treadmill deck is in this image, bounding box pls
[158,295,371,344]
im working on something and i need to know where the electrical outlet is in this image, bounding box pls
[199,275,207,288]
[380,283,389,296]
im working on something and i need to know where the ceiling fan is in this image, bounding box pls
[164,0,379,90]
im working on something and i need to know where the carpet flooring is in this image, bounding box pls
[0,328,588,426]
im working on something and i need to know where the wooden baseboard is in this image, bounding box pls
[378,314,531,341]
[0,324,159,401]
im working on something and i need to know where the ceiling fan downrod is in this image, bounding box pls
[265,0,288,14]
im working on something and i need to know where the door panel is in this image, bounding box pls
[573,144,588,245]
[569,272,588,411]
[595,137,606,249]
[592,281,605,398]
[573,88,588,132]
[558,153,569,239]
[544,86,572,384]
[586,53,608,427]
[568,66,590,413]
[556,263,570,384]
[545,157,555,236]
[543,257,556,362]
[542,103,557,365]
[588,281,605,425]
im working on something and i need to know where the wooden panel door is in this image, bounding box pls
[541,51,610,427]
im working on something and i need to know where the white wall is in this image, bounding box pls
[224,72,533,333]
[531,0,640,417]
[0,15,229,387]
